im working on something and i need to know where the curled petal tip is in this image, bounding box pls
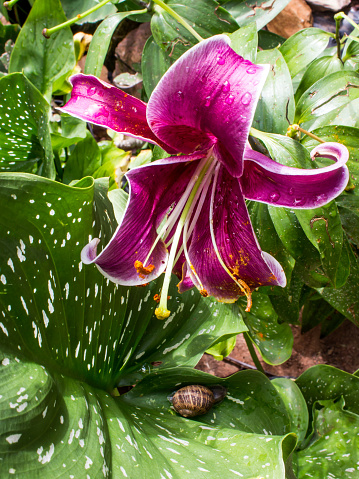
[310,142,349,165]
[81,238,100,264]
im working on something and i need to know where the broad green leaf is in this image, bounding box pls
[63,131,102,184]
[295,202,347,288]
[249,130,313,169]
[301,295,335,333]
[142,35,173,97]
[296,364,359,419]
[0,22,20,53]
[61,0,117,23]
[0,73,54,179]
[294,71,359,125]
[228,23,258,62]
[240,292,293,365]
[317,239,359,326]
[9,0,76,100]
[294,55,344,104]
[301,125,359,190]
[279,28,332,78]
[337,195,359,245]
[61,114,88,139]
[151,0,238,60]
[295,398,359,478]
[0,173,244,391]
[271,378,309,447]
[253,49,294,134]
[85,10,146,77]
[206,334,237,360]
[224,0,291,30]
[258,29,285,50]
[0,356,296,478]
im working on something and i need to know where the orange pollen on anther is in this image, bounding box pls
[134,260,155,278]
[233,276,252,312]
[153,294,160,303]
[200,289,208,297]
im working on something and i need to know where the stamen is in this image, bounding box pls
[200,289,208,297]
[155,155,214,319]
[134,260,155,279]
[209,164,253,312]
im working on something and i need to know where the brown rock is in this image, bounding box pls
[267,0,313,38]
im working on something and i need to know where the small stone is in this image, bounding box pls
[306,0,351,12]
[267,0,313,38]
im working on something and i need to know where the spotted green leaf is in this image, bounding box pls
[0,73,54,179]
[61,0,117,23]
[142,35,173,98]
[228,23,258,63]
[239,292,293,365]
[0,352,297,478]
[9,0,76,100]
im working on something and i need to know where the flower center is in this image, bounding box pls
[154,154,215,319]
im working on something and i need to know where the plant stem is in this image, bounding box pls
[335,11,359,35]
[334,12,343,62]
[3,0,20,9]
[293,124,325,143]
[43,0,114,38]
[152,0,203,42]
[243,332,266,375]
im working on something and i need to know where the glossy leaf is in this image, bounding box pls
[258,30,285,50]
[0,356,297,478]
[228,23,258,62]
[9,0,76,99]
[294,55,344,104]
[253,49,294,134]
[294,71,359,125]
[206,334,237,360]
[316,239,359,326]
[224,0,291,30]
[0,73,54,179]
[151,0,238,60]
[85,10,144,77]
[142,35,173,98]
[240,292,293,365]
[279,28,332,78]
[295,398,359,478]
[0,22,20,53]
[301,295,335,333]
[295,202,347,288]
[61,0,117,23]
[271,378,309,447]
[337,195,359,246]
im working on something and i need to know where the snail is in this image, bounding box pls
[169,384,227,418]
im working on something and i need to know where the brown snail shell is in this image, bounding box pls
[171,385,226,418]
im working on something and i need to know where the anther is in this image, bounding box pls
[134,260,155,279]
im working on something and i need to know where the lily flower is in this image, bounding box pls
[61,35,349,319]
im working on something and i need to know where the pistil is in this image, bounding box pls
[155,156,214,319]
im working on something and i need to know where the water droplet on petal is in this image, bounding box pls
[225,95,235,105]
[241,92,252,105]
[222,80,230,93]
[87,87,97,96]
[200,74,208,83]
[217,55,225,65]
[185,66,190,73]
[237,55,244,62]
[288,187,294,196]
[314,193,328,204]
[270,191,281,202]
[205,96,211,107]
[175,91,183,101]
[246,65,257,74]
[293,197,306,206]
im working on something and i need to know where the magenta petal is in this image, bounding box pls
[187,166,286,302]
[241,143,349,208]
[147,35,269,177]
[60,73,174,152]
[81,153,205,285]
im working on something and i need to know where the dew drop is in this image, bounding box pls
[225,95,235,105]
[87,87,97,96]
[222,80,230,93]
[205,96,211,107]
[237,55,244,62]
[246,65,257,74]
[293,197,306,206]
[175,91,183,101]
[270,191,281,202]
[217,55,225,65]
[241,92,252,105]
[185,66,190,73]
[288,187,294,196]
[314,193,328,204]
